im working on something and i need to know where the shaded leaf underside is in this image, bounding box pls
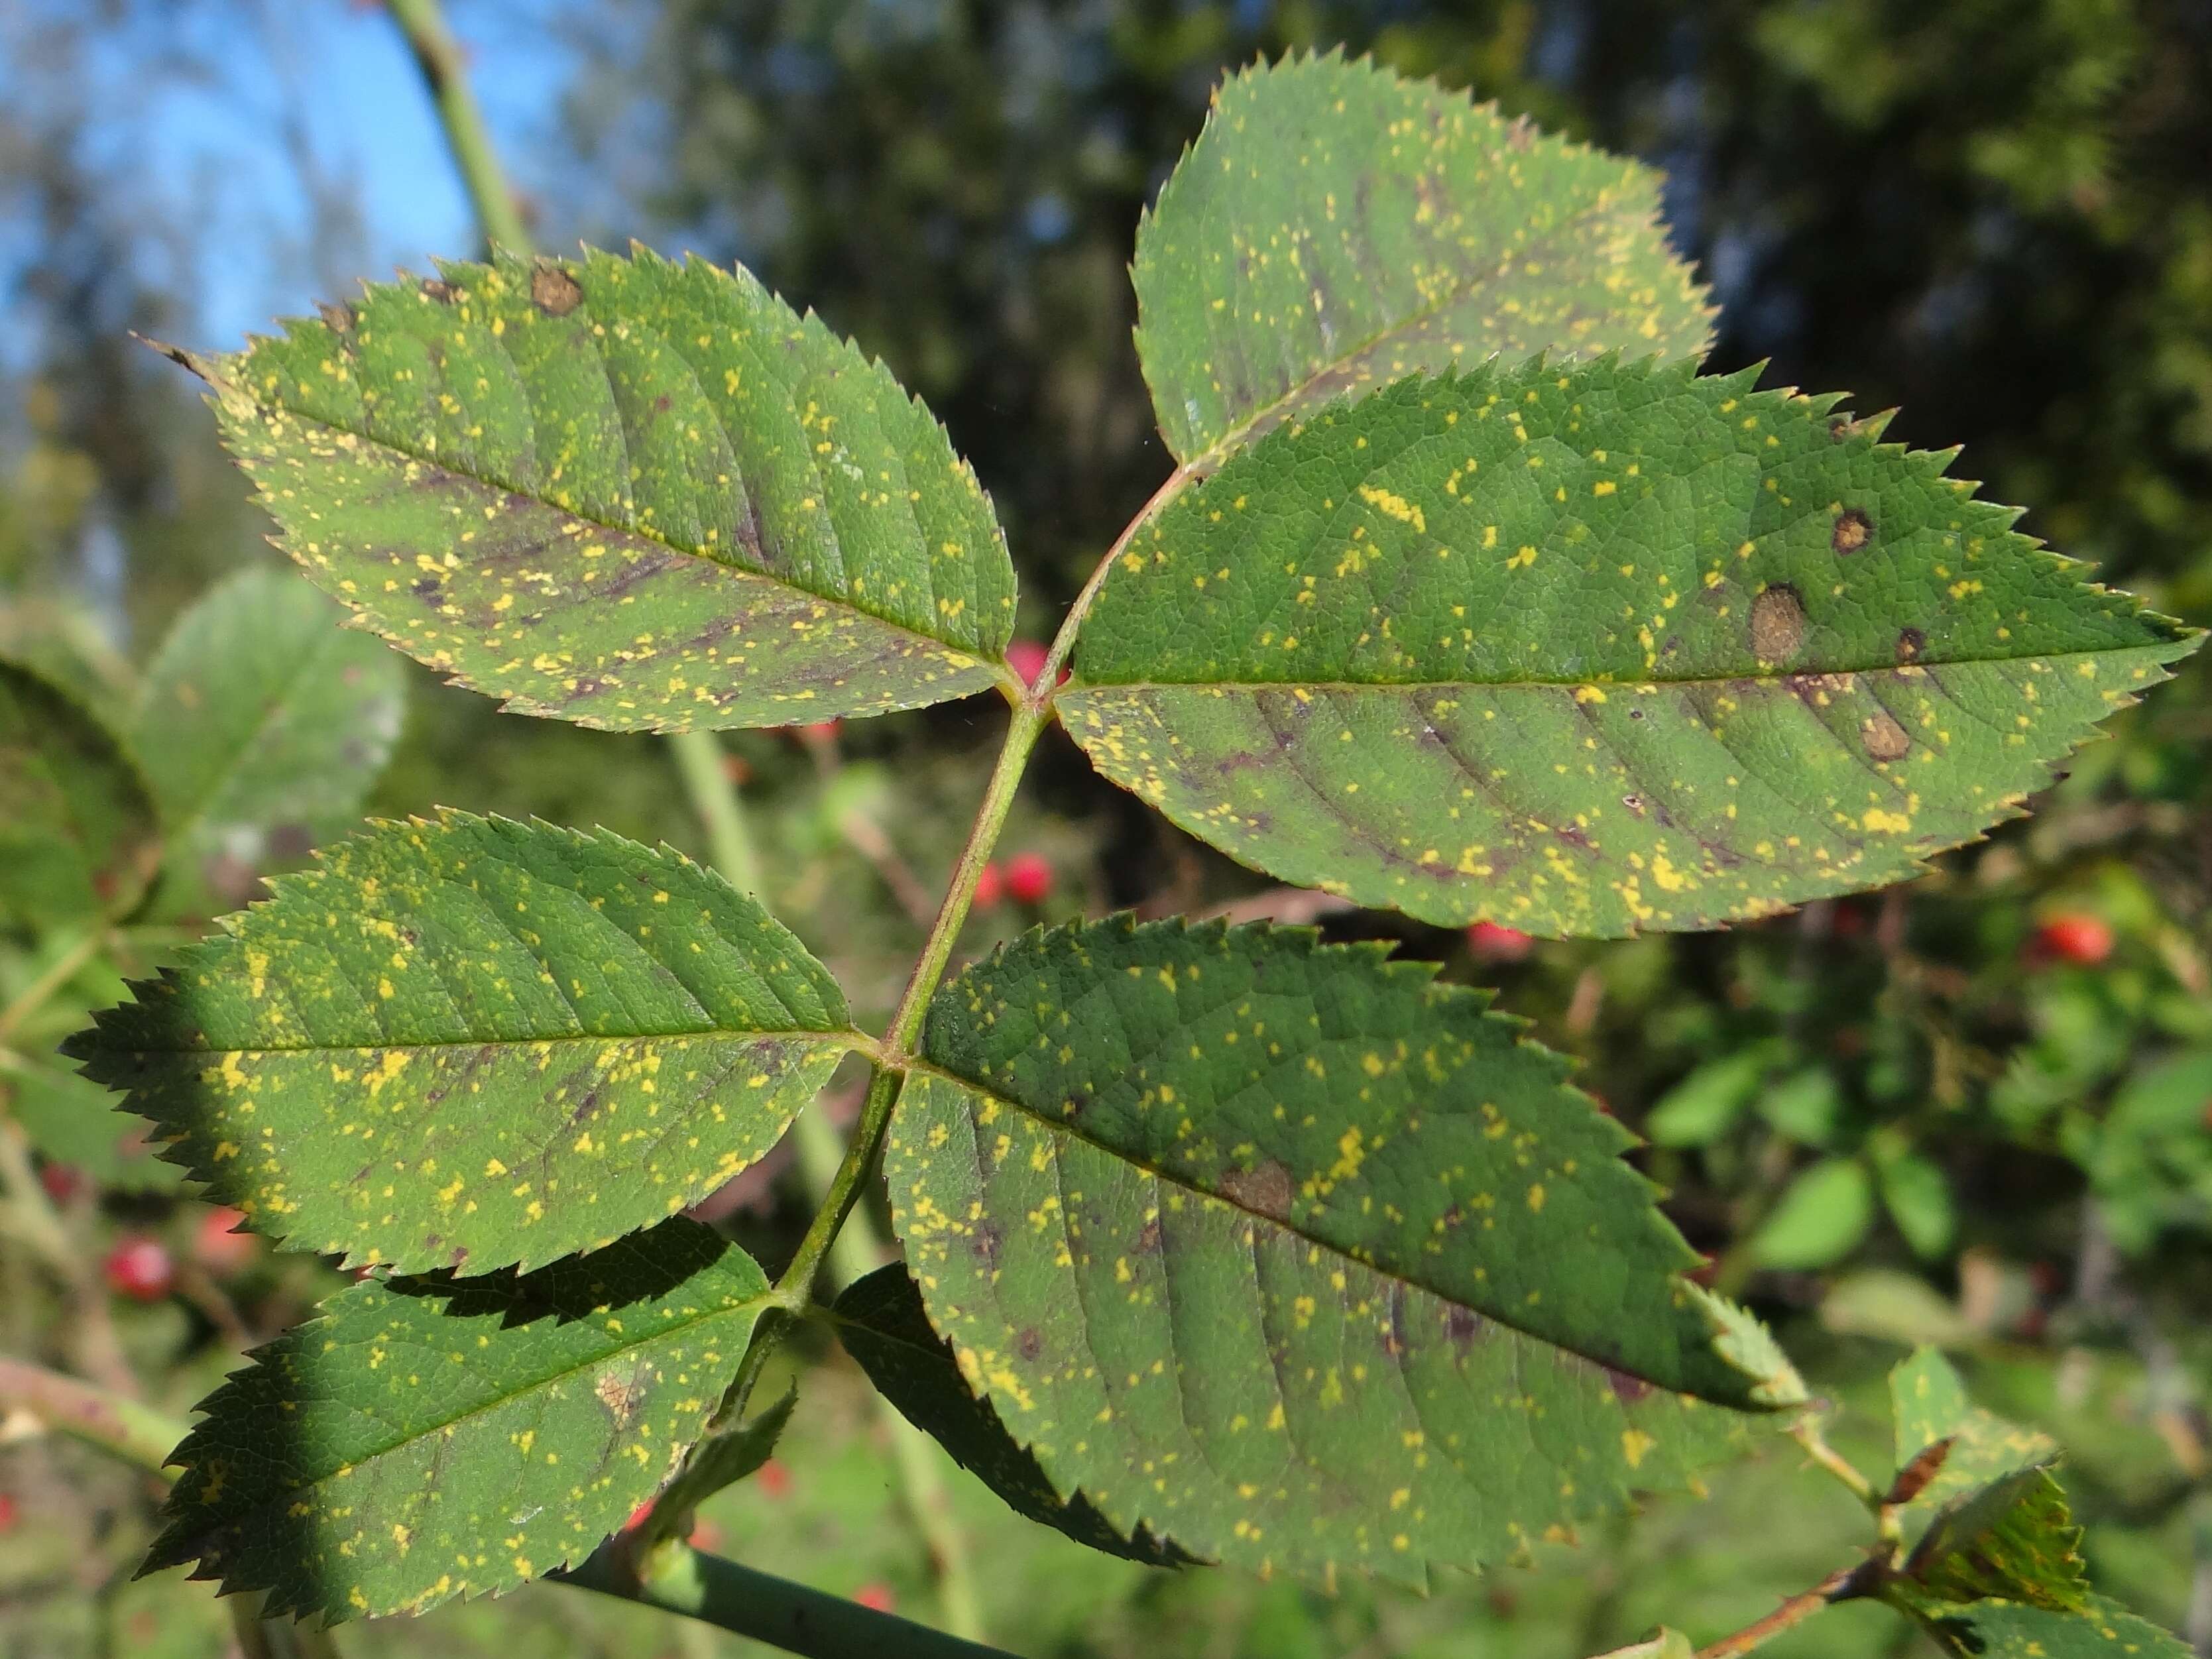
[131,567,406,884]
[193,245,1015,730]
[1134,52,1713,467]
[887,917,1783,1587]
[146,1218,770,1623]
[1904,1465,2087,1612]
[1066,360,2196,935]
[833,1265,1188,1567]
[67,812,855,1275]
[0,656,159,927]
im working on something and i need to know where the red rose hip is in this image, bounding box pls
[2034,913,2113,966]
[103,1236,174,1303]
[1004,852,1053,905]
[1466,920,1534,962]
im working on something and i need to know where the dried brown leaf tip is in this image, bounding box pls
[1885,1436,1956,1507]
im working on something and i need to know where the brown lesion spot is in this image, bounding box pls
[968,1221,1003,1267]
[1603,1365,1655,1405]
[594,1368,641,1427]
[1217,1159,1295,1224]
[318,300,357,333]
[1016,1328,1045,1361]
[1861,710,1911,761]
[1831,508,1873,554]
[532,264,585,317]
[1750,583,1808,662]
[1895,627,1926,664]
[420,278,458,305]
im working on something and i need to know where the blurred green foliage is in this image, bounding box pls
[4,0,2211,1654]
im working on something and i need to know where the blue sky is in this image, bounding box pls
[1,0,601,369]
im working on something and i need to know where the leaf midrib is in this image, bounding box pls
[1063,639,2183,697]
[1177,168,1707,472]
[903,1058,1685,1391]
[167,1281,776,1543]
[236,390,1010,679]
[92,1026,871,1062]
[145,622,359,852]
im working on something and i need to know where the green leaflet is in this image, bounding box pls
[183,245,1016,731]
[886,916,1795,1587]
[131,567,406,907]
[66,811,857,1274]
[0,656,159,928]
[1134,53,1712,467]
[1889,1348,2059,1529]
[144,1218,772,1622]
[833,1264,1188,1568]
[1064,361,2198,936]
[1744,1156,1875,1270]
[1892,1592,2190,1659]
[1903,1465,2088,1611]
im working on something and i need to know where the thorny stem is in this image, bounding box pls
[382,0,530,255]
[1689,1559,1885,1658]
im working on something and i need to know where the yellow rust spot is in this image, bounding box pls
[1356,484,1426,534]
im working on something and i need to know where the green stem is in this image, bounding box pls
[0,926,103,1049]
[0,1355,182,1477]
[382,0,532,255]
[1789,1411,1879,1511]
[789,1106,987,1642]
[557,1546,1019,1659]
[668,728,764,897]
[775,698,1049,1303]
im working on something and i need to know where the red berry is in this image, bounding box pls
[2034,913,2113,966]
[688,1515,726,1553]
[1466,921,1534,962]
[972,862,1005,908]
[103,1237,174,1302]
[0,1493,15,1533]
[1004,852,1053,905]
[795,718,843,744]
[1006,640,1067,691]
[38,1162,84,1204]
[622,1499,656,1534]
[853,1581,896,1613]
[758,1459,792,1500]
[192,1206,258,1276]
